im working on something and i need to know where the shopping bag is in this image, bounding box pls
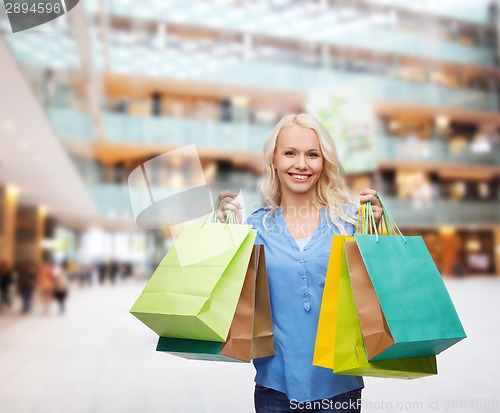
[333,236,438,378]
[344,239,395,361]
[156,245,274,362]
[313,235,352,369]
[130,216,257,342]
[352,197,466,360]
[313,235,437,378]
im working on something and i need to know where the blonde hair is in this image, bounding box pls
[260,113,357,234]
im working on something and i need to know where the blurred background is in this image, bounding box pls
[0,1,499,413]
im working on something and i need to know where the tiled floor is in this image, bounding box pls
[0,277,498,413]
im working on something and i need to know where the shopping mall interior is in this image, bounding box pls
[2,0,499,278]
[1,2,500,413]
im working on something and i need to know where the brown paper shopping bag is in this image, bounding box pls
[344,240,395,359]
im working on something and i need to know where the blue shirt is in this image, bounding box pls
[247,207,364,402]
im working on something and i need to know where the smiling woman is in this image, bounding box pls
[218,113,382,413]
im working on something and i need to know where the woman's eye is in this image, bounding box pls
[307,153,319,157]
[285,151,295,156]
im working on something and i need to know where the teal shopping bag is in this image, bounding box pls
[352,197,466,361]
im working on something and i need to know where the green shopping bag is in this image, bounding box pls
[130,211,257,342]
[332,236,438,378]
[156,245,274,362]
[352,196,466,361]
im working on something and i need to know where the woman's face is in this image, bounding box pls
[272,125,324,200]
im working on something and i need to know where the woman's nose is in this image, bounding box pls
[295,155,307,170]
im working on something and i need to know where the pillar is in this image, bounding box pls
[0,185,19,265]
[15,205,46,266]
[439,226,459,277]
[494,227,500,276]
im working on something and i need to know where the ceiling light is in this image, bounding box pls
[7,185,20,197]
[439,226,455,235]
[435,115,449,130]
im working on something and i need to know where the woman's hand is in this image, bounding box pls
[216,190,243,223]
[359,188,383,226]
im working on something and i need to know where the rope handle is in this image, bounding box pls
[356,194,406,243]
[356,203,378,237]
[376,194,406,243]
[201,196,239,228]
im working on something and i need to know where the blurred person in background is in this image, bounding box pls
[17,259,37,314]
[0,260,14,312]
[98,261,107,284]
[67,260,78,281]
[124,262,133,279]
[53,261,69,315]
[78,263,93,287]
[109,260,119,284]
[218,113,382,413]
[38,259,55,315]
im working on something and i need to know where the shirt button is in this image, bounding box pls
[302,291,308,296]
[299,260,304,264]
[301,276,305,280]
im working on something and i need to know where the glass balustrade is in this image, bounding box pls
[6,35,497,112]
[108,46,497,111]
[84,0,494,66]
[87,184,500,225]
[382,197,500,226]
[49,108,500,166]
[364,0,492,25]
[376,135,500,165]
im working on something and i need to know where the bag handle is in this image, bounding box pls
[356,202,378,238]
[202,196,239,227]
[376,194,406,243]
[356,195,406,244]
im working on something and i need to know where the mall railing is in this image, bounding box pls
[87,184,264,223]
[88,184,133,221]
[364,0,493,25]
[106,47,498,111]
[382,197,500,226]
[48,108,500,166]
[48,108,95,140]
[376,135,500,166]
[6,33,497,112]
[85,1,495,67]
[88,184,500,226]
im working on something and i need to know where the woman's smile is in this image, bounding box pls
[288,173,313,182]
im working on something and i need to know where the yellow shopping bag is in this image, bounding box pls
[313,235,353,368]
